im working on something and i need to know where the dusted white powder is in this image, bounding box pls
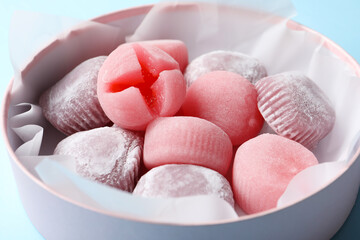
[133,164,234,207]
[184,50,267,87]
[39,56,110,135]
[54,125,143,192]
[256,71,336,149]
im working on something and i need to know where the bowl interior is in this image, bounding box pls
[3,2,360,225]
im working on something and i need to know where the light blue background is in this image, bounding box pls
[0,1,359,239]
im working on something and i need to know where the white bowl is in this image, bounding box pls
[2,3,360,240]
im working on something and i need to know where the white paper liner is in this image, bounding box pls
[6,1,360,223]
[277,161,348,208]
[35,158,238,223]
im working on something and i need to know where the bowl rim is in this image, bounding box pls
[2,2,360,227]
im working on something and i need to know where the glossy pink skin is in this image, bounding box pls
[255,71,336,149]
[232,134,318,214]
[39,56,110,135]
[143,116,233,176]
[133,164,235,207]
[181,71,264,146]
[97,43,186,131]
[128,39,189,73]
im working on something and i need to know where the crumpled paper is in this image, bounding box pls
[6,0,360,223]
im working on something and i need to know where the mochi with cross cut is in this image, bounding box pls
[127,39,188,72]
[97,43,186,131]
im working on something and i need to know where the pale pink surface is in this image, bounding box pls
[143,116,233,176]
[99,70,185,130]
[54,125,143,192]
[152,70,186,116]
[97,43,185,131]
[256,71,336,149]
[181,71,264,146]
[132,43,179,77]
[184,50,267,87]
[99,44,143,86]
[232,134,318,214]
[39,56,110,135]
[100,87,154,130]
[133,164,235,207]
[129,39,189,72]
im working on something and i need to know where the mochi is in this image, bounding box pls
[181,71,264,146]
[97,43,186,131]
[143,116,233,176]
[54,125,143,192]
[255,71,336,149]
[39,56,110,135]
[133,164,235,207]
[232,134,318,214]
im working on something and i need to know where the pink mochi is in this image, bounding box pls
[256,71,336,149]
[184,50,267,87]
[128,39,189,72]
[133,164,235,207]
[143,116,233,176]
[39,56,110,135]
[232,134,318,214]
[54,125,143,192]
[181,71,264,146]
[97,43,186,131]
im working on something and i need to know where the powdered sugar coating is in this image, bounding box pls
[54,125,143,192]
[133,164,234,207]
[184,50,267,87]
[256,71,336,149]
[39,56,110,135]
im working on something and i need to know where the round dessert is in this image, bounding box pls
[232,134,318,214]
[54,125,143,192]
[181,71,264,146]
[97,43,186,131]
[184,50,267,87]
[133,164,235,207]
[255,71,336,149]
[39,56,110,135]
[143,116,233,176]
